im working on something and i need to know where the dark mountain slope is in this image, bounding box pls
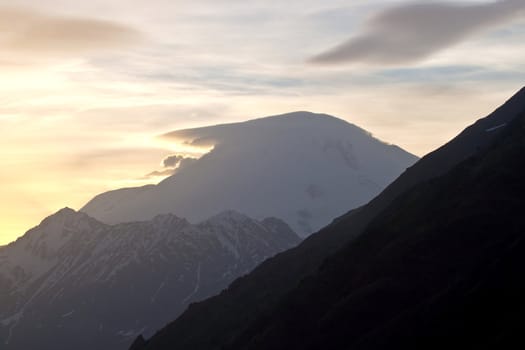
[228,111,525,350]
[133,88,525,350]
[336,85,525,225]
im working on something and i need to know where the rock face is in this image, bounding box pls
[82,111,418,237]
[0,209,300,350]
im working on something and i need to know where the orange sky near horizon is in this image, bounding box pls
[1,0,524,245]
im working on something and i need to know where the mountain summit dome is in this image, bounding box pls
[82,111,417,236]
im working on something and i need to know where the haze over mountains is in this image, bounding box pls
[129,88,525,350]
[4,86,523,350]
[82,112,418,236]
[0,209,299,350]
[0,111,419,350]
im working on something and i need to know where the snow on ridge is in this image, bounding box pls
[486,123,507,132]
[1,206,300,349]
[1,207,299,303]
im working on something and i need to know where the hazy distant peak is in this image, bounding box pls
[56,206,76,214]
[46,207,80,219]
[83,111,417,236]
[37,207,97,230]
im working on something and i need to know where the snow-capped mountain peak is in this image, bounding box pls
[82,112,418,236]
[0,208,300,350]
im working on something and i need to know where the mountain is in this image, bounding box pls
[221,101,525,350]
[130,87,525,350]
[0,209,299,350]
[82,112,418,236]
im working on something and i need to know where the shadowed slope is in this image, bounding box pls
[228,103,525,350]
[132,91,525,350]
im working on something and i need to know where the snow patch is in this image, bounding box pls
[61,310,75,318]
[486,123,507,132]
[182,263,201,304]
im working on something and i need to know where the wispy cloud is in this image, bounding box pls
[0,6,140,64]
[311,0,525,65]
[143,169,175,179]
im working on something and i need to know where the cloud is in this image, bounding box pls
[142,154,197,180]
[162,155,185,168]
[143,169,176,179]
[0,6,140,59]
[311,0,525,65]
[162,154,197,169]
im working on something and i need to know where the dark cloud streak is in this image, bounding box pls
[143,169,176,179]
[162,155,185,168]
[142,154,198,180]
[162,154,197,169]
[311,0,525,65]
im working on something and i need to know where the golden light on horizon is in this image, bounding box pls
[1,1,524,245]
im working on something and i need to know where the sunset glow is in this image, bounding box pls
[1,0,524,244]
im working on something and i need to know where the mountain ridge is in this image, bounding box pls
[0,208,300,350]
[130,87,525,350]
[222,101,525,350]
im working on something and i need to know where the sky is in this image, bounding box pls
[1,0,524,245]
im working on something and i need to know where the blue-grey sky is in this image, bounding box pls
[1,0,524,244]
